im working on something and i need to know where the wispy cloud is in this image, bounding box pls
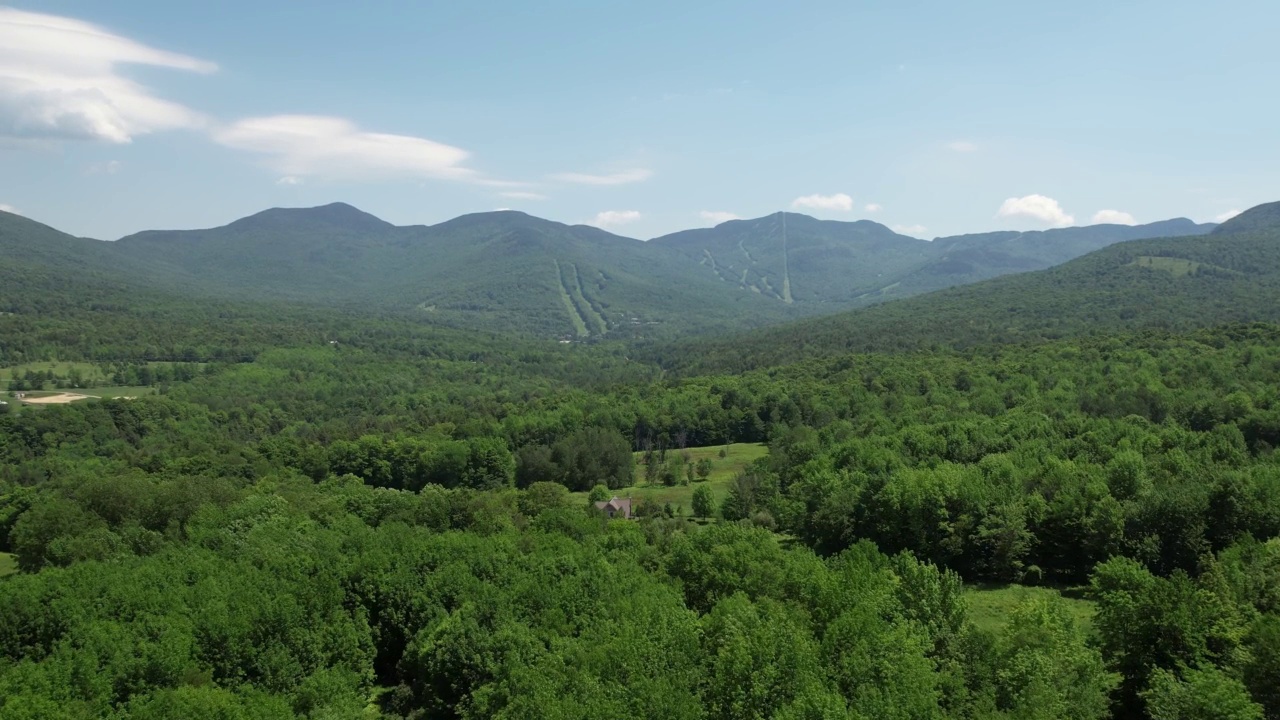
[551,168,652,186]
[214,115,478,183]
[1215,208,1242,223]
[791,193,853,212]
[699,210,739,224]
[500,191,546,200]
[0,8,215,143]
[275,175,302,186]
[997,194,1074,227]
[589,210,642,228]
[1091,209,1136,225]
[0,202,19,214]
[864,203,882,213]
[947,140,977,152]
[893,223,928,236]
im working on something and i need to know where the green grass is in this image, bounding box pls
[966,583,1095,635]
[1129,256,1204,277]
[0,361,200,388]
[554,260,590,337]
[6,386,157,403]
[0,552,16,578]
[88,386,158,399]
[570,442,769,511]
[0,361,102,384]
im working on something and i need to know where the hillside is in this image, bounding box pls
[0,203,1220,342]
[886,218,1214,299]
[656,207,1280,373]
[2,205,785,339]
[651,213,933,305]
[653,212,1213,309]
[1213,200,1280,235]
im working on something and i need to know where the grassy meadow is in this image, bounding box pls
[965,583,1096,635]
[570,442,768,511]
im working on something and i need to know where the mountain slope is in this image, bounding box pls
[370,211,792,337]
[1213,201,1280,235]
[885,218,1215,299]
[652,213,933,305]
[656,208,1280,373]
[653,213,1214,309]
[0,203,1228,343]
[59,205,792,338]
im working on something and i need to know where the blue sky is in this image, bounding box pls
[1,0,1277,240]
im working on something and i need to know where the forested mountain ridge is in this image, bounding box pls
[1213,200,1280,235]
[651,213,934,304]
[1,203,1216,340]
[655,207,1280,373]
[652,212,1213,307]
[884,217,1215,299]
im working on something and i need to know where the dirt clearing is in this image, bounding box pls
[18,392,95,404]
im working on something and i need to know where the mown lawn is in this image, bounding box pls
[570,442,768,513]
[966,583,1095,635]
[89,386,159,399]
[0,552,17,578]
[0,361,103,384]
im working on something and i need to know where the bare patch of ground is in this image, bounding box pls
[18,392,95,404]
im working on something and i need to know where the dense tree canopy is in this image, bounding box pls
[4,241,1280,719]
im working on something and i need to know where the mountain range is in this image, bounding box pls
[657,201,1280,372]
[0,202,1222,339]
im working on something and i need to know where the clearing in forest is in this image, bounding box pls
[18,392,93,404]
[965,583,1095,635]
[553,260,590,337]
[571,442,769,511]
[1128,255,1236,278]
[0,552,15,578]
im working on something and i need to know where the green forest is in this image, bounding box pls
[3,204,1280,719]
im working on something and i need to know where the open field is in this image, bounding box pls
[966,583,1095,635]
[0,553,16,578]
[87,386,159,399]
[0,361,104,384]
[0,361,203,387]
[6,386,156,408]
[19,392,94,404]
[570,442,769,511]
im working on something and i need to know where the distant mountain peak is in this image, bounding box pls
[228,202,393,233]
[1213,201,1280,235]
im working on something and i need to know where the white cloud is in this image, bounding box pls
[893,224,928,236]
[589,210,641,228]
[699,210,739,224]
[0,8,215,143]
[997,194,1074,227]
[947,141,977,152]
[550,168,652,186]
[1091,209,1137,225]
[791,193,854,212]
[1215,209,1242,223]
[0,202,19,214]
[500,191,546,200]
[83,159,121,175]
[214,115,476,183]
[275,175,302,186]
[864,203,882,213]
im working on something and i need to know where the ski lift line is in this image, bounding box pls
[780,211,794,304]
